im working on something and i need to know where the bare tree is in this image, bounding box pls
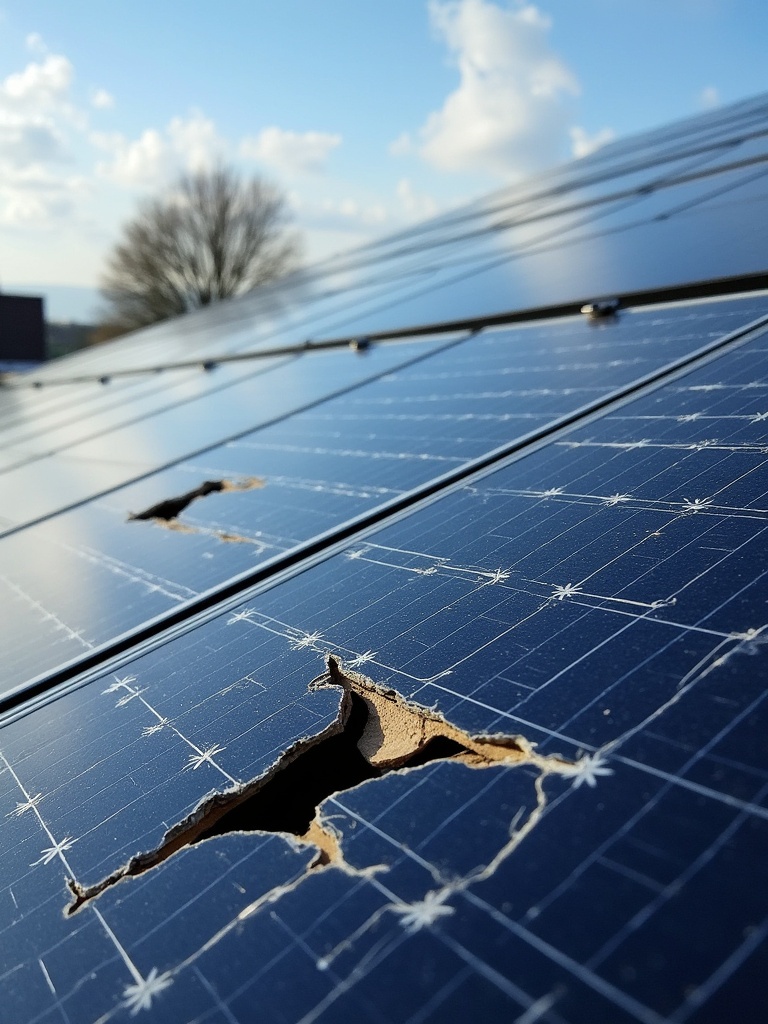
[97,166,301,337]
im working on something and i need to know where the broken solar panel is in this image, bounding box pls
[5,296,765,529]
[1,95,768,1024]
[1,313,768,1023]
[2,295,767,697]
[0,337,459,528]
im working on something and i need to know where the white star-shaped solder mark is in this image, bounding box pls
[32,837,75,866]
[183,745,226,771]
[123,968,173,1014]
[391,890,455,933]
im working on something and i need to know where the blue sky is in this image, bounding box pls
[0,0,765,320]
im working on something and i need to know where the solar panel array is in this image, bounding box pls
[1,97,767,1023]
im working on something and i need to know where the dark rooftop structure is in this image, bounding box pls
[0,95,767,1023]
[0,293,45,367]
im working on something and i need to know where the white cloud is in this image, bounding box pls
[289,191,388,234]
[288,176,442,249]
[240,127,341,175]
[699,85,720,109]
[167,113,222,170]
[25,33,48,55]
[95,111,225,187]
[0,117,67,166]
[338,197,387,224]
[0,166,89,227]
[396,178,439,220]
[95,127,169,186]
[389,132,413,157]
[91,88,114,110]
[414,0,579,179]
[0,50,85,228]
[2,53,73,109]
[570,125,615,159]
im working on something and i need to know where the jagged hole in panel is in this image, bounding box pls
[67,658,572,914]
[128,477,265,522]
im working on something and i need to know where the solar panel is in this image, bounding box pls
[3,297,766,699]
[1,96,767,1023]
[0,338,454,529]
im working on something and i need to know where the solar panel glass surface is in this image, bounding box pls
[2,296,766,698]
[1,315,767,1023]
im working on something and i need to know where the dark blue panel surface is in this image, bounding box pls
[2,296,766,698]
[0,363,266,460]
[0,316,766,1023]
[0,336,453,529]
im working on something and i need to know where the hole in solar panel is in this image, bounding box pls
[128,477,265,523]
[66,658,586,916]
